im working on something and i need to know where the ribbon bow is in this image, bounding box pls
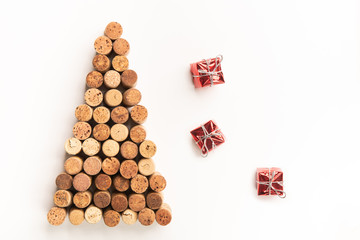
[192,55,223,87]
[257,169,286,199]
[196,125,222,157]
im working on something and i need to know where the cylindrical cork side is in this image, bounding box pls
[121,69,137,88]
[95,173,112,190]
[94,190,111,208]
[104,22,123,40]
[84,88,103,107]
[130,174,149,194]
[64,156,83,175]
[139,140,156,158]
[130,125,146,143]
[111,106,129,124]
[82,138,100,156]
[65,137,82,155]
[120,159,138,179]
[73,191,92,208]
[102,139,120,157]
[138,208,155,226]
[111,192,128,212]
[122,209,137,225]
[149,172,167,192]
[53,190,73,207]
[130,105,148,124]
[93,106,110,123]
[75,104,93,122]
[94,36,112,55]
[103,209,121,227]
[146,192,163,210]
[104,89,122,107]
[93,54,111,73]
[86,71,103,88]
[138,158,155,176]
[113,38,130,56]
[102,157,120,175]
[93,123,110,141]
[55,172,73,190]
[69,207,85,225]
[128,193,146,212]
[73,122,92,140]
[155,203,172,226]
[123,88,141,107]
[73,173,92,191]
[113,175,130,192]
[112,55,129,72]
[104,70,121,88]
[110,124,128,142]
[47,207,66,226]
[85,205,102,224]
[120,141,138,159]
[83,156,102,176]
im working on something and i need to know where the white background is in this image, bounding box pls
[0,0,359,239]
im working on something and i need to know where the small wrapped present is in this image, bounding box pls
[256,168,286,198]
[190,55,224,88]
[190,120,225,157]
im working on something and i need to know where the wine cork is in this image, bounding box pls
[120,141,138,159]
[84,88,103,107]
[149,172,166,192]
[130,174,149,194]
[139,140,156,158]
[122,209,137,225]
[128,193,146,212]
[55,172,73,190]
[123,88,141,106]
[86,71,103,88]
[73,173,92,191]
[104,70,121,88]
[82,138,100,156]
[111,192,128,212]
[53,190,73,207]
[104,89,122,107]
[138,208,155,226]
[113,175,130,192]
[104,209,121,227]
[93,123,110,141]
[69,207,85,225]
[47,207,66,226]
[113,38,130,56]
[146,192,163,210]
[94,36,112,55]
[121,69,137,88]
[102,157,120,175]
[73,191,92,208]
[138,158,155,176]
[83,156,102,175]
[104,22,123,40]
[110,124,128,142]
[155,203,172,226]
[130,125,146,143]
[93,54,111,73]
[120,160,138,179]
[64,156,83,175]
[112,55,129,72]
[75,104,93,122]
[85,205,102,224]
[130,105,148,124]
[93,106,110,123]
[111,106,129,124]
[94,190,111,208]
[73,122,92,140]
[64,137,82,155]
[95,173,112,190]
[102,139,120,157]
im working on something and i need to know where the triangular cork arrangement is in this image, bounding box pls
[47,22,171,227]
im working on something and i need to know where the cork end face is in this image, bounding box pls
[104,22,123,40]
[47,207,66,226]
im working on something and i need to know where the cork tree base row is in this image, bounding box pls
[47,22,171,227]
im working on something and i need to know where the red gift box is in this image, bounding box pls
[256,168,286,198]
[190,120,225,157]
[190,55,224,88]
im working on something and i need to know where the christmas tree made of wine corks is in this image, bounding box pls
[47,22,171,227]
